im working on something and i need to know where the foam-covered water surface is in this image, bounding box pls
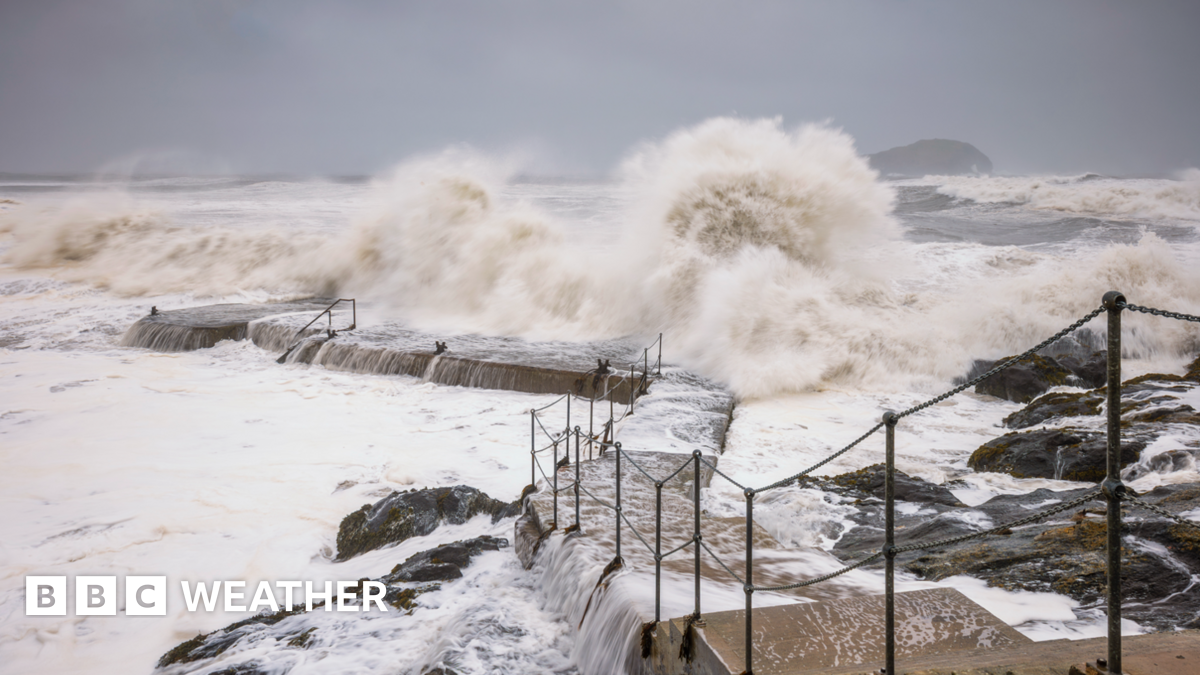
[3,119,1200,674]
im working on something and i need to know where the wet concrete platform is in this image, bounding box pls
[651,594,1200,674]
[650,588,1028,675]
[119,299,679,403]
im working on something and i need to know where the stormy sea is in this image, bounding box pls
[2,118,1199,675]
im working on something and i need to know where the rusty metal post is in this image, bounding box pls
[693,449,702,621]
[655,479,663,622]
[745,487,755,675]
[552,440,558,527]
[630,364,636,415]
[883,410,899,675]
[1103,291,1126,673]
[574,426,582,530]
[615,442,623,560]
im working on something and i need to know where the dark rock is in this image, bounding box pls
[970,353,1075,404]
[798,463,964,508]
[336,485,521,561]
[160,533,508,669]
[867,139,992,177]
[968,427,1145,481]
[828,484,1200,631]
[383,535,508,583]
[156,605,308,668]
[1003,390,1105,429]
[1001,366,1200,430]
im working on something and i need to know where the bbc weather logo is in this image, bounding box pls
[26,576,167,616]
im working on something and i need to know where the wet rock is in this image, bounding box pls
[829,484,1200,631]
[797,463,964,508]
[336,485,521,561]
[157,605,308,669]
[968,427,1146,482]
[1003,390,1104,429]
[968,353,1104,404]
[159,534,508,671]
[383,535,509,583]
[789,465,968,557]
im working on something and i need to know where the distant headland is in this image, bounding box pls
[868,139,993,177]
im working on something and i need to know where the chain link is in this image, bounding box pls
[699,539,745,586]
[898,305,1106,419]
[1122,303,1200,324]
[893,489,1101,554]
[700,456,746,491]
[755,551,884,592]
[1122,493,1200,531]
[754,421,885,494]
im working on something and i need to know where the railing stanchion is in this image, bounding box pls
[615,442,623,559]
[692,449,703,622]
[657,333,662,375]
[630,364,636,415]
[883,410,899,675]
[566,393,571,455]
[552,440,558,527]
[530,410,536,488]
[655,479,663,623]
[589,394,595,460]
[574,426,582,530]
[1103,291,1127,674]
[745,487,755,675]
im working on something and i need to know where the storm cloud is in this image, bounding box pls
[1,0,1197,176]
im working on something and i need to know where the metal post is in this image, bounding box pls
[630,364,636,415]
[589,395,595,460]
[655,480,663,623]
[566,393,571,453]
[657,333,662,375]
[644,349,648,388]
[693,449,702,621]
[615,442,623,560]
[745,488,755,675]
[531,410,536,488]
[574,426,582,530]
[552,440,558,527]
[883,410,899,675]
[1103,291,1126,674]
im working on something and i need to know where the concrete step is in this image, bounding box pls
[651,588,1031,675]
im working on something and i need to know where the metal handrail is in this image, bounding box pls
[275,298,356,363]
[521,293,1200,675]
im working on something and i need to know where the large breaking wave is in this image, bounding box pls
[3,119,1199,398]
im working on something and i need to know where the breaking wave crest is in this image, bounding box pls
[932,170,1200,221]
[3,121,1199,398]
[0,193,334,297]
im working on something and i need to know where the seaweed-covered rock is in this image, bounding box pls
[828,483,1200,631]
[797,463,964,508]
[1003,390,1104,429]
[969,353,1090,403]
[336,485,521,561]
[383,535,508,583]
[968,427,1145,481]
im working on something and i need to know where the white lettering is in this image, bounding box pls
[224,581,246,612]
[249,581,279,613]
[181,581,220,612]
[306,580,333,611]
[362,581,388,612]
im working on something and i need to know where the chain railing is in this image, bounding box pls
[526,334,663,530]
[522,292,1200,675]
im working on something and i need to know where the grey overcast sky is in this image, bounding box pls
[1,0,1198,177]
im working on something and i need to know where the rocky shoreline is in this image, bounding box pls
[157,352,1200,672]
